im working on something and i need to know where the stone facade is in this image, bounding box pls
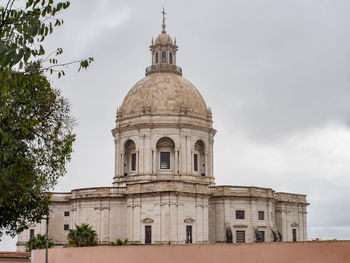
[17,19,308,251]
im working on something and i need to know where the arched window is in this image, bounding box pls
[155,52,159,64]
[156,137,175,173]
[124,140,136,176]
[162,51,166,63]
[194,140,205,176]
[169,52,173,64]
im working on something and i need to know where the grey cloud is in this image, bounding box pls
[2,0,350,250]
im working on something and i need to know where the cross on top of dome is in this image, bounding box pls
[146,9,181,76]
[161,7,167,32]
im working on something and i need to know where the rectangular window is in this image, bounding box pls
[64,224,69,231]
[169,52,173,64]
[236,230,245,243]
[194,154,198,171]
[186,226,192,243]
[131,153,136,171]
[64,211,70,217]
[145,225,152,244]
[236,210,245,219]
[30,229,35,239]
[160,152,170,169]
[162,51,166,63]
[293,229,297,242]
[257,231,265,242]
[258,211,264,220]
[156,52,159,64]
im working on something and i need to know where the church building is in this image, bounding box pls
[17,17,308,251]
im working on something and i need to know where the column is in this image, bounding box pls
[136,150,139,174]
[204,152,208,176]
[186,136,191,174]
[303,205,307,240]
[152,150,157,174]
[190,150,193,174]
[143,131,151,174]
[114,139,118,177]
[139,135,144,175]
[209,137,214,178]
[180,134,186,174]
[121,153,125,176]
[281,204,288,241]
[175,150,178,174]
[203,200,209,243]
[127,198,133,243]
[177,201,184,243]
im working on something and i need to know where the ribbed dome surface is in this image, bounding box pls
[119,73,208,120]
[155,32,173,45]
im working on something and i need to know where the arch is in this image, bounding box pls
[153,134,178,149]
[193,139,206,176]
[156,137,175,173]
[124,139,137,176]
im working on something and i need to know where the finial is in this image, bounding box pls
[152,37,154,45]
[161,7,167,33]
[174,37,176,45]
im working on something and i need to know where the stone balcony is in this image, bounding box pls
[210,185,275,198]
[274,192,308,204]
[50,187,127,201]
[145,64,182,76]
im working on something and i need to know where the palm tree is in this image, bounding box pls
[110,238,128,246]
[26,234,53,252]
[67,223,98,247]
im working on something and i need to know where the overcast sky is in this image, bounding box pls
[1,0,350,250]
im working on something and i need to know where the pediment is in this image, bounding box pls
[184,218,195,223]
[142,218,154,224]
[291,222,299,227]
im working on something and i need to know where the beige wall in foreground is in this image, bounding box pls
[32,241,350,263]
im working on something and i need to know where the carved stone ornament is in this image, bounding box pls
[142,218,154,224]
[291,222,299,227]
[184,218,196,223]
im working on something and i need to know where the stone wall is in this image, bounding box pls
[112,124,215,187]
[16,185,307,251]
[127,192,209,244]
[208,186,307,243]
[275,192,308,241]
[17,188,128,251]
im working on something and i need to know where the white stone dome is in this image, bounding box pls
[118,73,209,121]
[155,32,173,45]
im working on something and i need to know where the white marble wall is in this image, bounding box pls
[127,193,209,244]
[113,124,215,186]
[275,202,307,242]
[209,196,307,243]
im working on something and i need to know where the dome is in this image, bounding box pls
[155,32,173,45]
[118,73,209,121]
[154,20,174,45]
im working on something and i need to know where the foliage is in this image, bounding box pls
[0,0,92,237]
[0,0,93,74]
[0,64,75,237]
[67,224,98,247]
[26,233,53,252]
[110,238,128,246]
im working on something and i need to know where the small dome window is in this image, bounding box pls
[169,52,173,64]
[162,52,166,63]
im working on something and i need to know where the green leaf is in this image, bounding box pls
[26,0,34,8]
[39,45,45,55]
